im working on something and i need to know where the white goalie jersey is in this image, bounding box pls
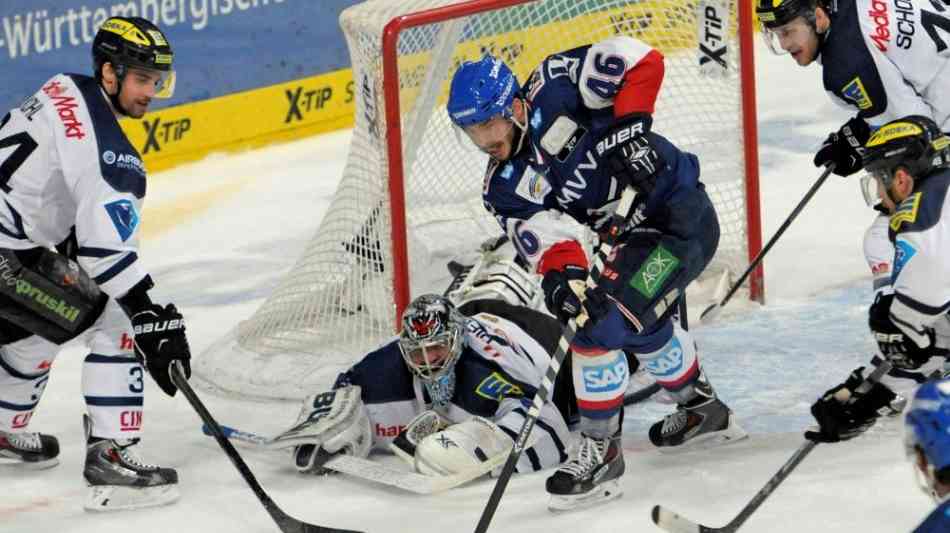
[0,73,149,298]
[334,310,571,473]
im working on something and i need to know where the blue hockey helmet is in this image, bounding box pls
[447,54,519,128]
[905,378,950,497]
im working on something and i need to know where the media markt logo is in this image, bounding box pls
[629,245,680,299]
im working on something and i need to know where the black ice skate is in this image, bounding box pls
[83,416,179,511]
[546,433,625,512]
[0,430,60,469]
[649,379,746,451]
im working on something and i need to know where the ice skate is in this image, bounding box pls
[83,417,180,511]
[546,433,624,512]
[0,430,60,469]
[649,379,746,451]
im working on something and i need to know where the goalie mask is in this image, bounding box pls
[398,294,465,384]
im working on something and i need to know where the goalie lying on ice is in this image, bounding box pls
[268,293,613,478]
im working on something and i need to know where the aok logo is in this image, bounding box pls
[285,85,334,123]
[142,117,191,154]
[120,410,142,432]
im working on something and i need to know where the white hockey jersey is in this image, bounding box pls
[863,212,894,294]
[821,0,950,131]
[0,74,148,298]
[337,311,571,473]
[887,170,950,347]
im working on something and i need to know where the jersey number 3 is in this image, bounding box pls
[0,112,38,193]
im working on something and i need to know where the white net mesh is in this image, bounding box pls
[194,0,756,401]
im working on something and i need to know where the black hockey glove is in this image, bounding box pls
[130,303,192,397]
[542,265,588,324]
[600,114,665,195]
[813,117,871,177]
[868,293,933,369]
[804,366,898,443]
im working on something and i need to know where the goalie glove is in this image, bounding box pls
[390,410,450,467]
[413,417,512,477]
[268,386,371,474]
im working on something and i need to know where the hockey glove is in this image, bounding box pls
[813,117,871,177]
[869,293,933,369]
[130,303,191,397]
[805,366,898,443]
[542,265,588,324]
[600,114,665,195]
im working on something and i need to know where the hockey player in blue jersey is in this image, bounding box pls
[267,292,574,480]
[446,36,746,509]
[905,378,950,533]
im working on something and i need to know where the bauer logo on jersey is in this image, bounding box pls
[476,372,524,401]
[629,245,680,298]
[582,355,628,393]
[104,200,140,242]
[102,150,146,177]
[892,239,917,281]
[841,77,873,110]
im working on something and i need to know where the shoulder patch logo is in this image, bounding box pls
[892,239,917,281]
[841,77,873,110]
[890,192,922,232]
[104,199,140,242]
[475,372,524,401]
[515,168,550,205]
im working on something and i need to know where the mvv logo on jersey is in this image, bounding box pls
[582,355,628,393]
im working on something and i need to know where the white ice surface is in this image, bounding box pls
[3,42,934,532]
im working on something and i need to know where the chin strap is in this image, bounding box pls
[509,99,529,158]
[97,66,131,117]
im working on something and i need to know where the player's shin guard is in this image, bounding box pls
[571,347,629,438]
[0,338,59,468]
[639,325,745,450]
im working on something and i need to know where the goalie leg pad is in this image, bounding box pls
[413,417,512,477]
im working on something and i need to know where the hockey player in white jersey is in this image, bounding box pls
[0,17,189,511]
[806,116,950,443]
[268,292,575,480]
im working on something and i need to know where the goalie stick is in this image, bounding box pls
[170,363,362,533]
[651,359,892,533]
[200,423,507,494]
[473,186,640,533]
[699,163,835,324]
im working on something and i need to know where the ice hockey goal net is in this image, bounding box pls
[194,0,762,401]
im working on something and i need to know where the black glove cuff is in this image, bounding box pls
[117,276,155,318]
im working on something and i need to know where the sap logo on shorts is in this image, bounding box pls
[476,372,524,401]
[120,410,142,432]
[375,423,406,438]
[644,337,684,378]
[12,412,33,429]
[893,239,917,281]
[841,77,873,110]
[104,199,140,242]
[630,245,680,298]
[582,356,628,393]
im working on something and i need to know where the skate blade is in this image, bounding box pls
[547,479,623,513]
[84,484,180,512]
[656,415,749,455]
[0,456,59,470]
